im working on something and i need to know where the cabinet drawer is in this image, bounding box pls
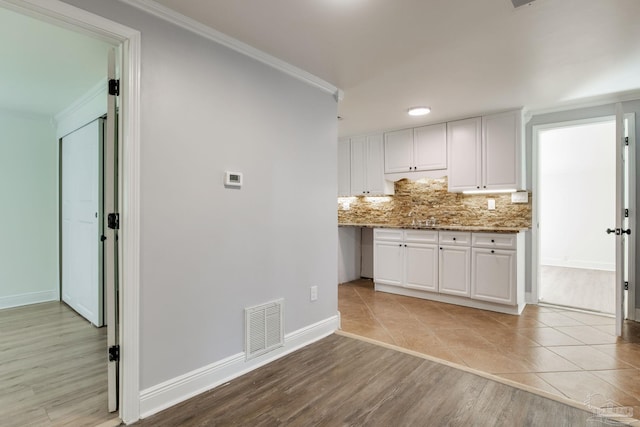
[374,228,403,241]
[404,230,438,244]
[438,231,471,246]
[472,233,517,250]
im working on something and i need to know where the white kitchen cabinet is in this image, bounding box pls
[482,110,522,190]
[438,231,471,297]
[384,129,413,173]
[373,229,525,315]
[447,110,522,192]
[471,248,516,305]
[384,123,447,173]
[374,238,404,287]
[374,229,438,291]
[447,117,482,192]
[337,138,351,197]
[438,245,471,297]
[351,134,393,196]
[414,123,447,171]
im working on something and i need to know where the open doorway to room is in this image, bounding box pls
[0,5,119,425]
[537,118,617,314]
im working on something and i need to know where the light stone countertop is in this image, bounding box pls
[338,223,528,233]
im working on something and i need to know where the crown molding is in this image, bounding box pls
[118,0,343,102]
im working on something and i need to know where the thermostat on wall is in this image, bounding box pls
[225,171,243,187]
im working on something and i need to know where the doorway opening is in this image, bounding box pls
[537,118,617,314]
[0,0,141,423]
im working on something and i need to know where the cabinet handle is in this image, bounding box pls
[477,186,480,189]
[483,186,486,189]
[491,250,495,254]
[453,237,456,241]
[491,239,495,243]
[439,247,443,250]
[404,244,407,247]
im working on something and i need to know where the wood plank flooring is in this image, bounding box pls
[134,334,627,426]
[0,302,118,426]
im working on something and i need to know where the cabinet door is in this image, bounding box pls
[384,129,414,173]
[482,111,521,190]
[350,136,367,195]
[337,138,351,196]
[374,240,403,286]
[365,134,387,195]
[447,117,481,192]
[471,248,516,305]
[405,243,438,292]
[414,123,447,171]
[438,245,470,296]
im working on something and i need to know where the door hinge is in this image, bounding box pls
[625,209,629,218]
[625,281,629,291]
[108,345,120,362]
[625,136,629,146]
[107,213,120,230]
[108,79,120,96]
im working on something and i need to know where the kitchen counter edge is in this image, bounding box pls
[338,223,529,233]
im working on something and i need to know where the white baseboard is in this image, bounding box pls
[540,259,614,271]
[139,314,340,419]
[0,290,58,310]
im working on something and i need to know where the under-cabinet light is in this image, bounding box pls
[462,189,517,195]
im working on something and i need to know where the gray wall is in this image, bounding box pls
[0,111,58,307]
[62,0,339,389]
[526,101,640,311]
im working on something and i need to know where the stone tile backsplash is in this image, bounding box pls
[338,177,532,229]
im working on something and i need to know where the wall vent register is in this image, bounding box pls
[245,299,284,360]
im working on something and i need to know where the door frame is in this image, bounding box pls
[0,0,142,423]
[532,113,636,323]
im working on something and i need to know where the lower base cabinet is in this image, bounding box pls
[374,228,525,315]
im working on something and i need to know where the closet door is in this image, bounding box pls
[61,118,103,327]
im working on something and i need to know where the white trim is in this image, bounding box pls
[118,0,343,102]
[375,284,526,315]
[524,90,640,120]
[0,290,58,310]
[540,259,615,271]
[54,79,107,139]
[139,315,340,419]
[0,1,142,423]
[525,291,535,304]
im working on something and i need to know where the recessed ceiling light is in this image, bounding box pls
[407,106,431,116]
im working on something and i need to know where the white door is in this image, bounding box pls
[612,107,636,336]
[105,48,120,413]
[61,119,103,327]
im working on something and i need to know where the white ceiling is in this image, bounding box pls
[152,0,640,137]
[0,7,112,117]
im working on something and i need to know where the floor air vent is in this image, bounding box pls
[245,299,284,360]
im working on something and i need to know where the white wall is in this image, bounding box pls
[61,0,339,404]
[539,120,616,270]
[0,110,58,308]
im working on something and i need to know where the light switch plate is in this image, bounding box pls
[488,199,496,210]
[511,191,528,203]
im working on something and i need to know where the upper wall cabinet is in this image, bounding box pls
[447,110,522,192]
[351,134,394,196]
[384,123,447,173]
[337,138,351,197]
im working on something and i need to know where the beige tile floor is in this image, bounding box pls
[339,279,640,420]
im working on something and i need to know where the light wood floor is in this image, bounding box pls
[0,301,118,426]
[134,334,626,426]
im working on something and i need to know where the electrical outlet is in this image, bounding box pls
[310,286,318,302]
